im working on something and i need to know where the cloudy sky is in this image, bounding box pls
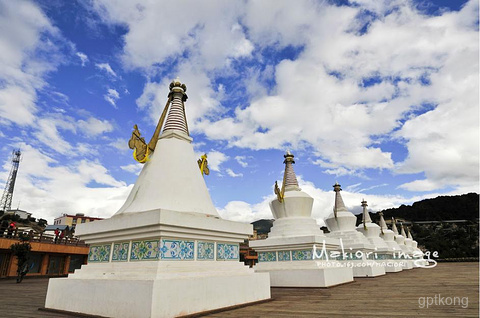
[0,0,478,225]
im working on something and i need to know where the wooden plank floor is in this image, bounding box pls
[204,262,479,318]
[0,262,477,317]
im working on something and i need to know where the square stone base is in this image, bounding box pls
[262,267,353,287]
[384,260,403,272]
[45,271,270,318]
[401,260,414,270]
[45,209,271,317]
[349,260,386,277]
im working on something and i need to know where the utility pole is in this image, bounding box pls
[0,150,22,214]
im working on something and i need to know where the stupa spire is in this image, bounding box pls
[274,151,300,202]
[400,222,407,237]
[407,228,413,240]
[162,78,189,136]
[391,218,399,235]
[333,182,348,216]
[283,151,300,191]
[361,199,372,223]
[378,212,388,230]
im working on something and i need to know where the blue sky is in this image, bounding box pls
[0,0,478,224]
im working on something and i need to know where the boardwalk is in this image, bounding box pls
[0,262,478,318]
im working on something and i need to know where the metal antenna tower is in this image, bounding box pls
[0,149,22,213]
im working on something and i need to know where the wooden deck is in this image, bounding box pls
[205,262,479,317]
[0,262,478,317]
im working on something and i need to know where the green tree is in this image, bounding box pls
[10,233,31,283]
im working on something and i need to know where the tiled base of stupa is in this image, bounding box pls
[45,210,271,318]
[326,232,386,277]
[382,259,404,272]
[250,236,354,287]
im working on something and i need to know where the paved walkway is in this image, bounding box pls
[0,262,478,317]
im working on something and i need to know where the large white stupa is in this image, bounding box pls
[324,183,385,277]
[356,200,401,273]
[45,79,270,318]
[250,151,353,287]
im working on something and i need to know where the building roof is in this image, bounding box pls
[55,214,103,220]
[44,225,70,231]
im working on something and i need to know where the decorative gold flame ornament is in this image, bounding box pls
[274,181,283,202]
[128,95,173,163]
[197,153,210,176]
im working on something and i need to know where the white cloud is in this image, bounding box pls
[204,150,228,172]
[218,199,273,223]
[77,117,114,137]
[226,168,243,178]
[235,155,248,168]
[92,1,252,70]
[0,85,37,125]
[91,1,478,198]
[109,138,129,152]
[104,88,120,108]
[0,0,66,126]
[33,117,74,155]
[76,52,88,66]
[5,144,130,223]
[95,62,117,77]
[120,163,142,175]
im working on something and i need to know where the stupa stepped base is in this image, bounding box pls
[341,259,386,277]
[401,259,414,269]
[46,266,269,318]
[250,236,354,287]
[268,217,324,238]
[325,231,375,250]
[45,209,271,318]
[255,261,353,287]
[383,260,403,272]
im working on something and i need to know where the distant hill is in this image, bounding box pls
[355,193,479,259]
[356,193,479,225]
[379,193,478,222]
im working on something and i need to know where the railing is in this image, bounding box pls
[0,229,87,247]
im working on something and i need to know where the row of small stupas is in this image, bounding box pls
[44,79,426,318]
[251,151,427,287]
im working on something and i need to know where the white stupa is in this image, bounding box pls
[407,228,427,266]
[401,222,422,268]
[45,79,270,318]
[392,218,414,269]
[401,222,414,254]
[356,200,400,273]
[377,212,403,272]
[249,151,353,287]
[324,183,385,277]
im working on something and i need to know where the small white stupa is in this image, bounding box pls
[377,212,403,272]
[250,151,353,287]
[45,79,270,318]
[401,222,414,254]
[407,228,427,266]
[324,183,385,277]
[392,218,414,269]
[356,200,400,273]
